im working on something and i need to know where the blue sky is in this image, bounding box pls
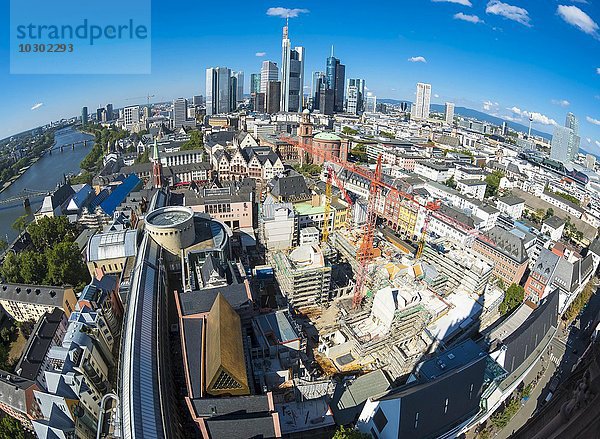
[1,0,599,153]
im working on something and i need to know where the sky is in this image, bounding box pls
[1,0,599,154]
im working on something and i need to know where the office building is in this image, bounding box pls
[105,103,113,120]
[412,82,431,120]
[229,75,238,110]
[550,126,575,163]
[232,71,244,102]
[206,66,233,115]
[365,93,377,113]
[96,108,105,122]
[585,153,596,169]
[192,95,204,106]
[311,71,326,110]
[250,73,261,94]
[266,80,281,114]
[280,23,305,112]
[326,47,346,112]
[173,97,188,128]
[319,84,334,115]
[445,102,455,125]
[346,78,365,114]
[260,61,278,94]
[81,106,88,126]
[123,105,140,130]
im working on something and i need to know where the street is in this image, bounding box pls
[496,286,600,438]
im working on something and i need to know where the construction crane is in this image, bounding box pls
[280,135,445,308]
[322,167,333,244]
[415,214,432,259]
[125,94,155,106]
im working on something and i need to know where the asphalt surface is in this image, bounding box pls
[496,286,600,438]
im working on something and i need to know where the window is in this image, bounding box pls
[373,407,388,433]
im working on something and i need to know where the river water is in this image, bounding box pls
[0,127,94,242]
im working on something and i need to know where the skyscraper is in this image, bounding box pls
[206,66,232,115]
[326,47,345,113]
[364,93,377,113]
[124,106,140,130]
[319,84,334,115]
[232,71,244,102]
[311,72,326,110]
[266,81,281,114]
[445,102,455,125]
[551,112,580,163]
[106,103,113,121]
[280,22,305,112]
[260,61,278,94]
[250,74,261,94]
[412,83,431,120]
[173,98,188,128]
[230,75,238,110]
[346,78,365,114]
[81,107,88,126]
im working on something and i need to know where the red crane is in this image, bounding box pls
[280,135,444,308]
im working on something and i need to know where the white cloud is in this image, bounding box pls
[434,94,440,98]
[508,106,557,125]
[432,0,472,5]
[596,140,600,148]
[483,100,499,111]
[587,116,600,126]
[31,103,43,110]
[408,56,427,63]
[596,67,600,74]
[557,5,599,37]
[454,12,484,23]
[551,99,570,107]
[486,1,531,27]
[255,52,266,57]
[266,7,309,18]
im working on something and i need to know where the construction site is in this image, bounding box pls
[261,133,505,383]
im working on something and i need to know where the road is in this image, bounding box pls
[496,286,600,438]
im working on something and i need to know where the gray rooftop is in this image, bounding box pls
[0,283,69,307]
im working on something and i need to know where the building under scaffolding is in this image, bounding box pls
[271,244,332,309]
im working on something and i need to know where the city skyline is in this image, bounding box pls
[1,1,599,153]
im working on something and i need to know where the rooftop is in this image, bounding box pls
[146,206,194,227]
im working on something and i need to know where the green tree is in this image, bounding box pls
[544,208,554,220]
[18,251,47,284]
[342,126,359,136]
[0,239,8,253]
[181,130,204,151]
[332,425,371,439]
[11,215,28,233]
[444,176,457,189]
[0,252,21,282]
[136,149,150,164]
[379,130,395,139]
[485,170,504,198]
[499,283,525,315]
[28,216,76,251]
[45,242,90,288]
[351,143,368,162]
[0,415,25,439]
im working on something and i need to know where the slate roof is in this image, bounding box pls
[0,372,36,416]
[543,215,565,229]
[331,370,391,425]
[205,416,277,439]
[0,283,69,307]
[497,196,525,206]
[269,171,310,202]
[15,309,64,381]
[183,318,203,398]
[477,226,528,264]
[40,184,75,214]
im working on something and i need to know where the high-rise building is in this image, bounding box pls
[232,71,244,102]
[326,47,346,113]
[260,61,278,94]
[173,98,188,128]
[250,74,261,94]
[280,22,305,112]
[311,72,326,110]
[445,102,455,125]
[346,78,365,114]
[266,81,281,114]
[106,104,113,121]
[412,82,431,120]
[206,66,232,115]
[585,154,596,170]
[81,107,88,126]
[253,93,266,113]
[124,106,140,130]
[319,84,334,115]
[229,75,238,110]
[364,93,377,113]
[551,113,580,163]
[192,95,203,106]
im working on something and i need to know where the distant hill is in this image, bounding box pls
[378,99,552,140]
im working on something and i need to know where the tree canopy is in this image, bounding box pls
[0,415,25,439]
[332,426,371,439]
[485,170,504,198]
[180,130,204,151]
[499,283,525,315]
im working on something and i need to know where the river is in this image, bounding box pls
[0,127,94,242]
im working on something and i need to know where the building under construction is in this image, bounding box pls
[271,244,332,309]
